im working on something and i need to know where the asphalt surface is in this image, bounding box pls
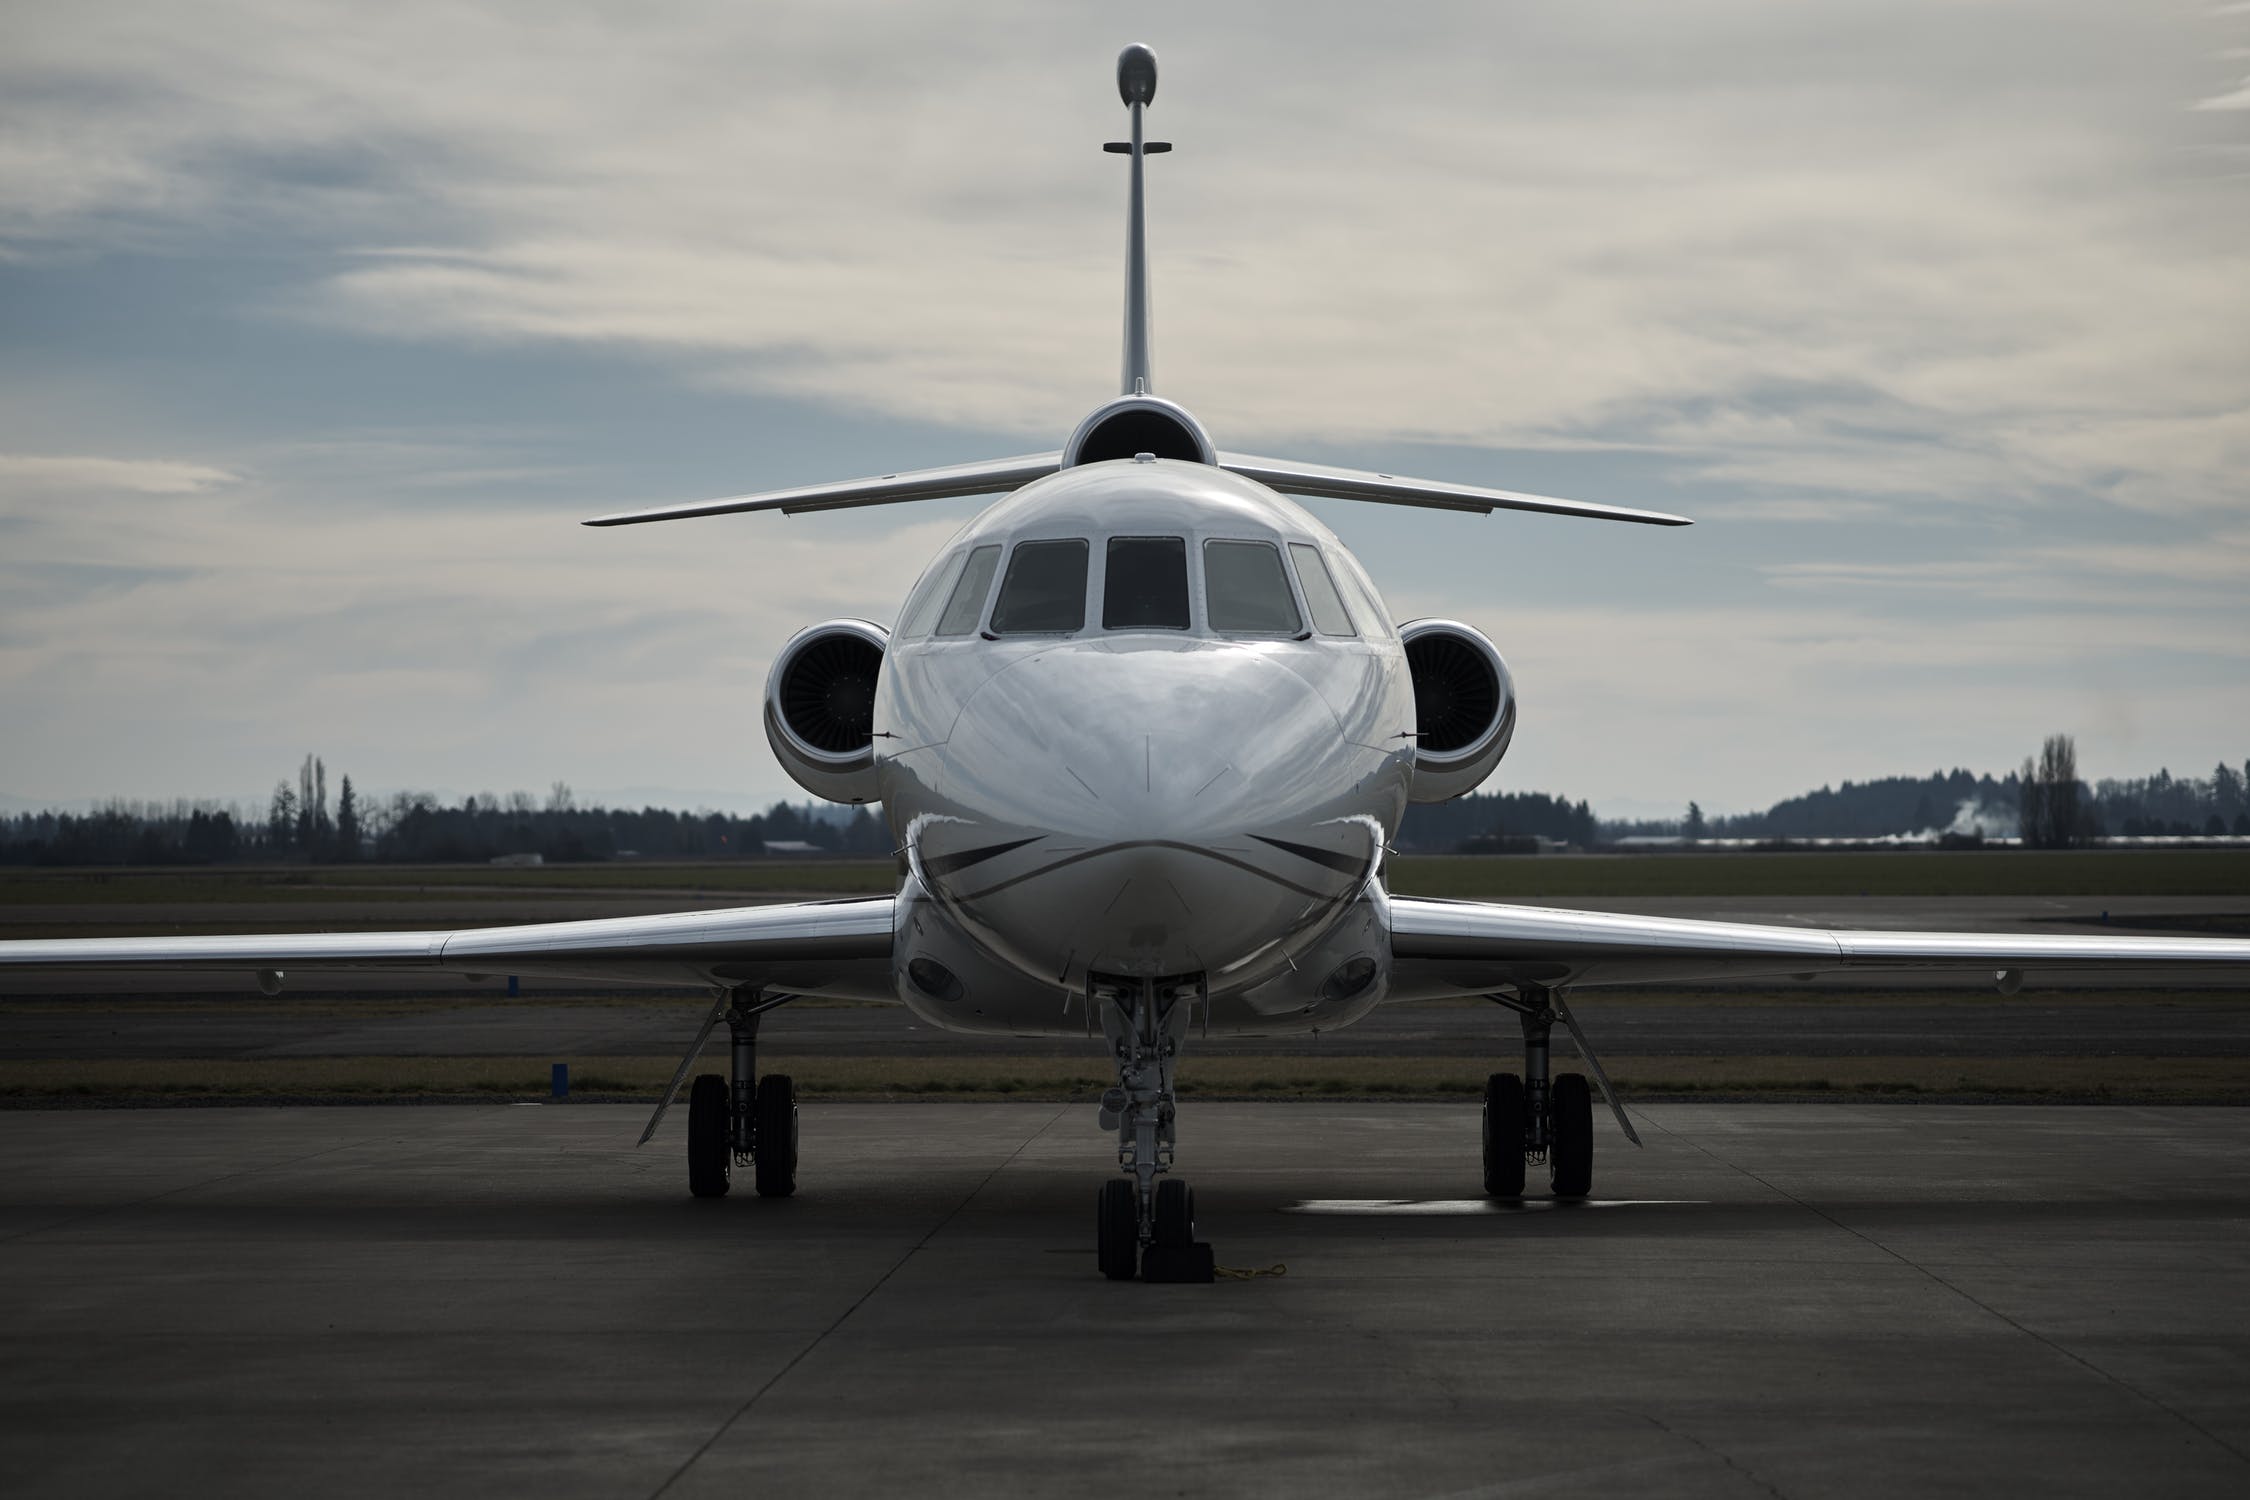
[2,1102,2245,1497]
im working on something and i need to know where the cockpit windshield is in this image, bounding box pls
[1204,539,1302,635]
[1103,537,1189,630]
[990,539,1089,634]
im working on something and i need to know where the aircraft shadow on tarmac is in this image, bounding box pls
[16,1185,2242,1255]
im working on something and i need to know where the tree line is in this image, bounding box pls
[5,741,2244,866]
[1606,739,2250,847]
[0,756,889,867]
[1395,791,1600,853]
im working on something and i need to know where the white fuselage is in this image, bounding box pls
[872,459,1416,1037]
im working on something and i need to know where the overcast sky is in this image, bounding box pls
[3,1,2246,820]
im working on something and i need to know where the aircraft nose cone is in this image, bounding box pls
[946,641,1337,842]
[920,642,1390,983]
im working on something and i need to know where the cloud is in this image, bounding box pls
[2195,78,2250,109]
[1,3,2245,813]
[0,453,238,494]
[5,3,2247,515]
[0,438,977,803]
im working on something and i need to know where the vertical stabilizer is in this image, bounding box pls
[1114,44,1163,396]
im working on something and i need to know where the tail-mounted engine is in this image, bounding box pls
[763,619,887,804]
[1401,619,1516,803]
[1061,395,1216,467]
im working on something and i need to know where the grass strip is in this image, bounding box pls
[1390,850,2250,900]
[4,1053,2247,1105]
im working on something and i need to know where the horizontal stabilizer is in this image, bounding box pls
[584,453,1062,527]
[1219,452,1692,527]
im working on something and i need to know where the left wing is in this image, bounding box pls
[0,897,898,1001]
[1387,896,2250,999]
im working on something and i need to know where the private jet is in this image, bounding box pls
[8,45,2247,1281]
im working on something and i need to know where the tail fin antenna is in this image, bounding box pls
[1115,44,1161,396]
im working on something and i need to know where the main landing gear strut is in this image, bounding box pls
[1094,975,1214,1282]
[1482,984,1640,1199]
[643,986,798,1200]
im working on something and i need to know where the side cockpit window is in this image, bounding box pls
[991,539,1089,634]
[1288,543,1357,637]
[897,551,964,639]
[934,545,1001,637]
[1103,537,1189,630]
[1333,552,1395,640]
[1204,539,1302,636]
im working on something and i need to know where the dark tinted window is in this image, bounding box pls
[1289,543,1357,636]
[934,545,1000,636]
[1204,540,1302,635]
[991,539,1089,634]
[897,551,964,638]
[1103,537,1189,629]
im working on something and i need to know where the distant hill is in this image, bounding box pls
[1715,769,2018,842]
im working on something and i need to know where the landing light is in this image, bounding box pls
[908,957,963,1004]
[1320,956,1378,1003]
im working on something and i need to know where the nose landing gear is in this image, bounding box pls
[1093,974,1214,1282]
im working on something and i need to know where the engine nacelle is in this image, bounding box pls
[1060,394,1216,466]
[763,619,887,804]
[1401,619,1516,803]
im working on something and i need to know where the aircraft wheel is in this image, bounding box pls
[1153,1178,1195,1249]
[753,1074,798,1198]
[1482,1072,1526,1198]
[1550,1073,1593,1199]
[687,1073,731,1198]
[1097,1179,1139,1281]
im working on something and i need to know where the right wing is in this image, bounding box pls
[0,896,898,1001]
[583,454,1063,526]
[1386,896,2250,998]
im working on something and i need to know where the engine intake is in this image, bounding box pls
[1401,619,1516,803]
[764,619,887,804]
[1062,395,1216,466]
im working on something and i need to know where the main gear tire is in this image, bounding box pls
[1482,1072,1527,1198]
[753,1074,798,1198]
[687,1073,731,1199]
[1550,1072,1593,1199]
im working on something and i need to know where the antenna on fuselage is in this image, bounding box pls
[1104,44,1169,397]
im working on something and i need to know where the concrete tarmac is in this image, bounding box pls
[3,1102,2246,1497]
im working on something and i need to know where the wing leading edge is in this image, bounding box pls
[1387,897,2250,999]
[0,897,898,1001]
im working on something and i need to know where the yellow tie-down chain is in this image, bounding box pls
[1214,1263,1287,1281]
